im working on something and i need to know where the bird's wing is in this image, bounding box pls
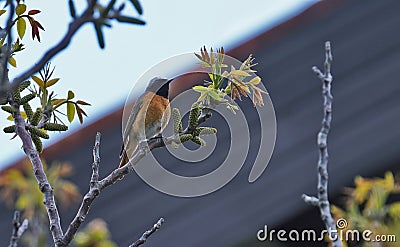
[120,95,145,158]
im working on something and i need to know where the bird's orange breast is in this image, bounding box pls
[144,92,170,129]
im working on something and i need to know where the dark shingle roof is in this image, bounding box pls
[2,0,400,246]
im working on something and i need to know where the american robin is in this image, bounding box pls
[118,77,173,168]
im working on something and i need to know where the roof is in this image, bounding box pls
[2,0,400,246]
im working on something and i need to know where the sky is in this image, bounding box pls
[0,0,317,168]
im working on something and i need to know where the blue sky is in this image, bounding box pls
[0,0,316,168]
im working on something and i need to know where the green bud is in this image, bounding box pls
[44,123,68,131]
[3,125,16,133]
[172,108,183,133]
[171,140,179,149]
[1,105,14,114]
[23,103,33,121]
[31,134,43,153]
[192,136,206,146]
[179,134,193,143]
[189,104,200,129]
[31,108,42,126]
[26,126,49,139]
[0,93,7,105]
[18,81,31,92]
[13,89,21,103]
[19,93,35,105]
[198,127,217,135]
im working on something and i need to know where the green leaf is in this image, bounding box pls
[192,85,208,93]
[230,70,250,77]
[129,0,143,14]
[94,23,105,49]
[103,0,117,17]
[389,202,400,220]
[67,90,75,100]
[16,193,30,209]
[241,85,251,93]
[116,16,145,25]
[249,76,261,85]
[21,111,28,120]
[8,56,16,67]
[32,75,44,88]
[46,78,59,87]
[208,89,227,102]
[67,102,75,122]
[197,92,207,102]
[68,0,76,18]
[51,98,66,106]
[226,103,239,113]
[16,4,26,15]
[0,10,6,16]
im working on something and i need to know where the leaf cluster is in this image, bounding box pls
[0,160,81,219]
[331,172,400,247]
[0,2,44,69]
[68,0,145,49]
[2,63,90,152]
[73,219,117,247]
[194,46,267,113]
[170,106,217,149]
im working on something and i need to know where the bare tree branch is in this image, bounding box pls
[62,132,102,244]
[0,0,15,87]
[0,0,98,94]
[63,110,212,245]
[129,218,164,247]
[302,41,341,247]
[8,211,28,247]
[11,100,65,245]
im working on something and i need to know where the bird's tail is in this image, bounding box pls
[118,142,137,168]
[118,149,129,168]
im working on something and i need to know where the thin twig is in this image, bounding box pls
[302,41,341,247]
[8,211,29,247]
[129,218,164,247]
[1,0,98,95]
[62,132,101,244]
[63,110,212,245]
[0,0,15,87]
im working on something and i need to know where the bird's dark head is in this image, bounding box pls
[145,77,173,99]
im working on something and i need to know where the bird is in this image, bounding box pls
[118,77,173,168]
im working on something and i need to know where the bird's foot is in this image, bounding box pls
[138,140,150,154]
